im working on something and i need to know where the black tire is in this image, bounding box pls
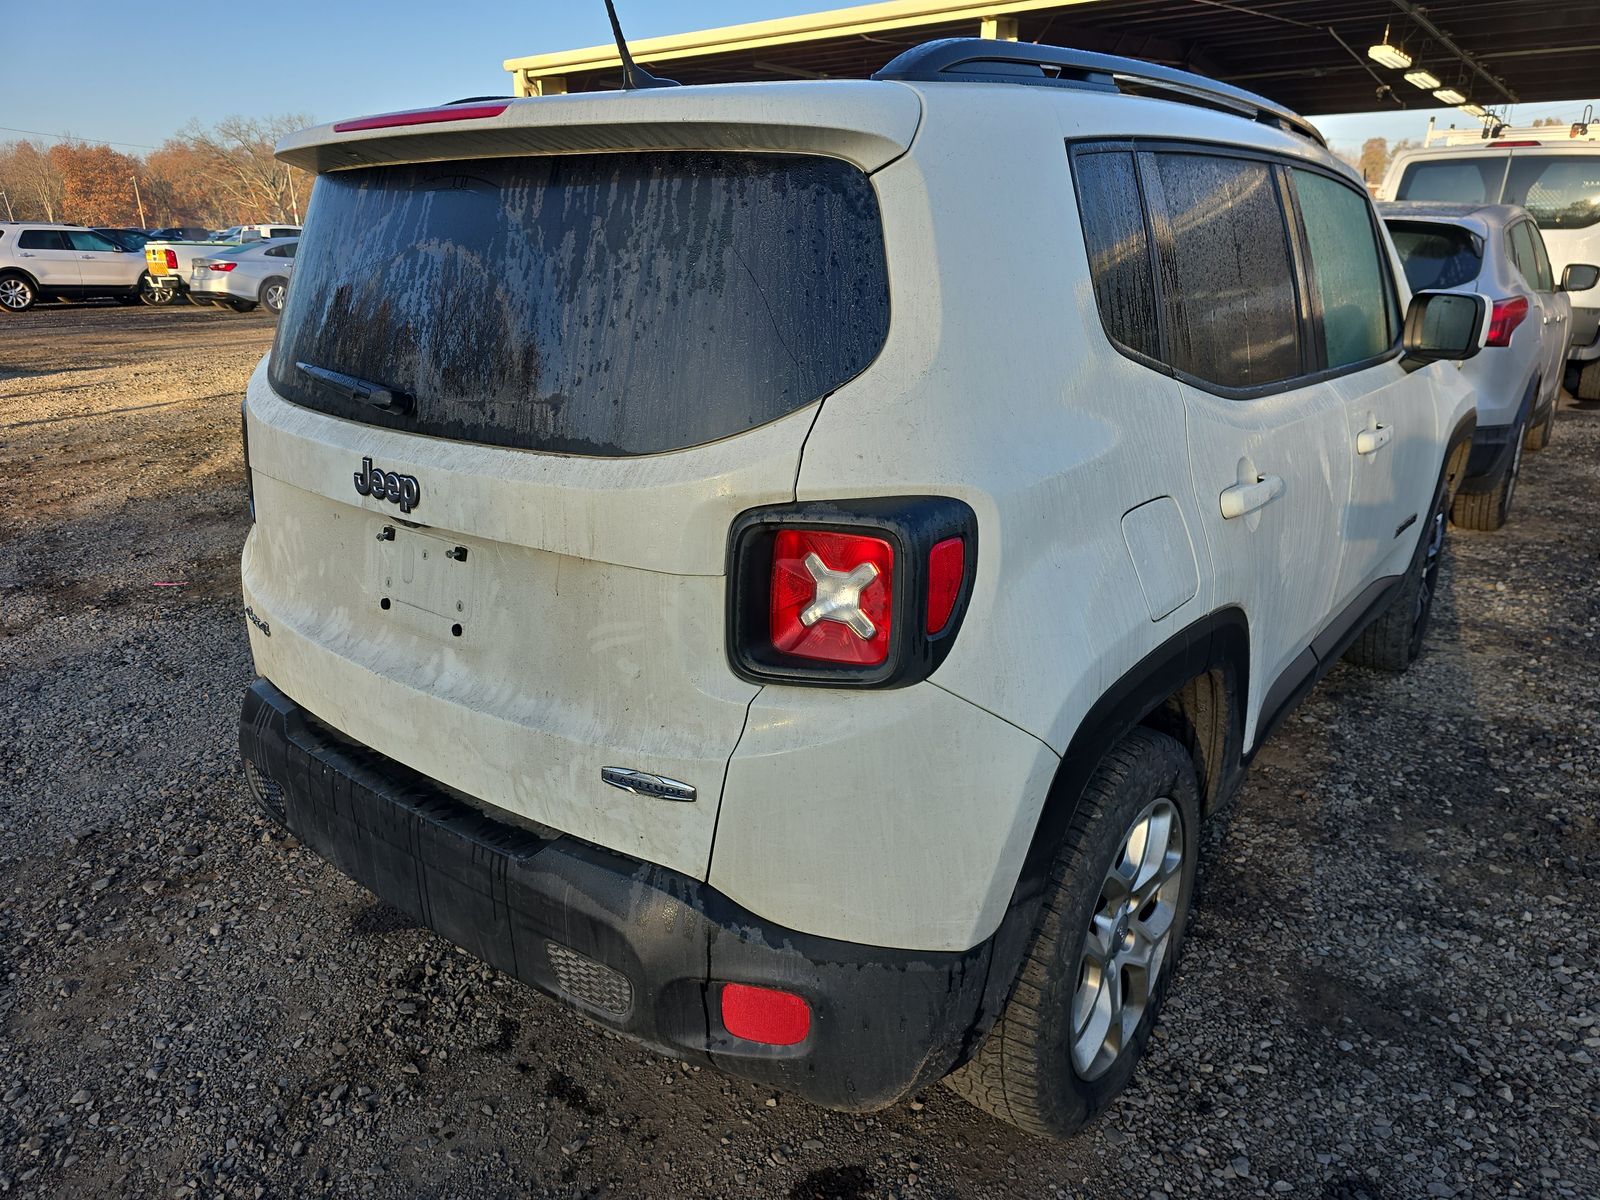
[227,298,258,313]
[944,727,1199,1138]
[1346,477,1450,672]
[1451,418,1523,532]
[1578,360,1600,402]
[0,273,37,313]
[259,276,288,318]
[138,273,176,306]
[1523,402,1553,451]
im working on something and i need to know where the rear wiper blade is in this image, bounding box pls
[295,361,414,414]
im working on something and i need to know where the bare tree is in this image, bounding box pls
[179,114,315,223]
[0,141,66,221]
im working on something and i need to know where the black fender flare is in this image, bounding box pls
[961,606,1250,1057]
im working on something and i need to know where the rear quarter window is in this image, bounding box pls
[270,151,890,457]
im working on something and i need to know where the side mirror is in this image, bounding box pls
[1401,290,1487,372]
[1561,263,1599,292]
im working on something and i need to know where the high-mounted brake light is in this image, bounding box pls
[1486,295,1529,346]
[1487,140,1541,147]
[770,529,894,666]
[333,104,509,133]
[720,983,811,1046]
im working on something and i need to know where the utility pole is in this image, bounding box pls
[131,176,147,227]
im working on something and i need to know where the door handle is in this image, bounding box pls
[18,252,34,257]
[1356,424,1393,455]
[1219,474,1284,520]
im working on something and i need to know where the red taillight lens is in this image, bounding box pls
[163,249,178,269]
[209,262,237,272]
[926,537,965,634]
[333,103,509,132]
[721,983,811,1046]
[770,529,894,665]
[1486,295,1529,347]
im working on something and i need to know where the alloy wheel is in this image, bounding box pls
[264,283,285,313]
[1071,797,1186,1080]
[0,279,31,310]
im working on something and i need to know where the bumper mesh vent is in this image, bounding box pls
[546,941,633,1017]
[243,758,286,823]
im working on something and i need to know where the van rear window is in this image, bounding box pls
[269,152,890,456]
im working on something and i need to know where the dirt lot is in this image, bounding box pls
[1,303,1597,1200]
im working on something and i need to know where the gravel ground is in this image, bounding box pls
[1,303,1597,1200]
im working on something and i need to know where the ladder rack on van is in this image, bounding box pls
[872,38,1326,149]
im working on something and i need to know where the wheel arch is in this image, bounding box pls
[0,266,40,290]
[959,607,1251,1064]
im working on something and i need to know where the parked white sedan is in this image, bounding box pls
[189,239,296,316]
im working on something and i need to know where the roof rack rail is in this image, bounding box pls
[872,39,1325,149]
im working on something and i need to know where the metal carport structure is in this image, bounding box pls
[504,0,1596,117]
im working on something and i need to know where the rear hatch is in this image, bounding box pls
[242,84,917,881]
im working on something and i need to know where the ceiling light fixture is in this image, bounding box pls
[1404,69,1441,90]
[1368,25,1413,70]
[1458,103,1487,118]
[1433,87,1466,105]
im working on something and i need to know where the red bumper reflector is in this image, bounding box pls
[721,983,811,1046]
[1486,295,1529,347]
[770,528,894,666]
[926,536,965,634]
[333,104,510,133]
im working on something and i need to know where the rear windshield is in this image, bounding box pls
[1396,153,1600,230]
[1385,221,1483,291]
[269,152,890,456]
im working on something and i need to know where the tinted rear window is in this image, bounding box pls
[270,152,890,456]
[1395,157,1507,204]
[1502,156,1600,230]
[1385,221,1483,291]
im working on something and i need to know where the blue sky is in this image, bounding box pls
[5,1,1593,158]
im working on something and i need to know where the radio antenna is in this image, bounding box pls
[602,0,679,90]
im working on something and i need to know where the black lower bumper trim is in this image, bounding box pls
[239,679,992,1111]
[1460,422,1518,493]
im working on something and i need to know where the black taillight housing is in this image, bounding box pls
[727,497,978,688]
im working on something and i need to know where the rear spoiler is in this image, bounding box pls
[275,81,921,174]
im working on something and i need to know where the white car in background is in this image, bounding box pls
[0,223,147,312]
[1380,140,1600,397]
[189,239,297,316]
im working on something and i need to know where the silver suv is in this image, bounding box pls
[0,223,147,312]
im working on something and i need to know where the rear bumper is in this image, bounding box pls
[239,678,993,1111]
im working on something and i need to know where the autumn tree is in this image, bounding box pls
[1358,136,1390,183]
[177,114,315,223]
[0,141,65,221]
[49,142,144,225]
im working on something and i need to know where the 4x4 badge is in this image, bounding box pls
[354,457,420,514]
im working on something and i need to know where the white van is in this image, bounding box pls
[1380,140,1600,397]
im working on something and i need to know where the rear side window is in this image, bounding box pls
[1146,152,1301,390]
[17,230,68,250]
[1524,222,1555,290]
[1507,221,1539,287]
[1292,170,1396,368]
[1385,221,1482,291]
[1395,157,1508,203]
[1070,149,1159,360]
[271,152,890,457]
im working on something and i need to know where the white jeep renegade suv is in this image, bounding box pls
[237,41,1486,1136]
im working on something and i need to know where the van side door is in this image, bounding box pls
[1138,147,1352,749]
[1285,167,1431,602]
